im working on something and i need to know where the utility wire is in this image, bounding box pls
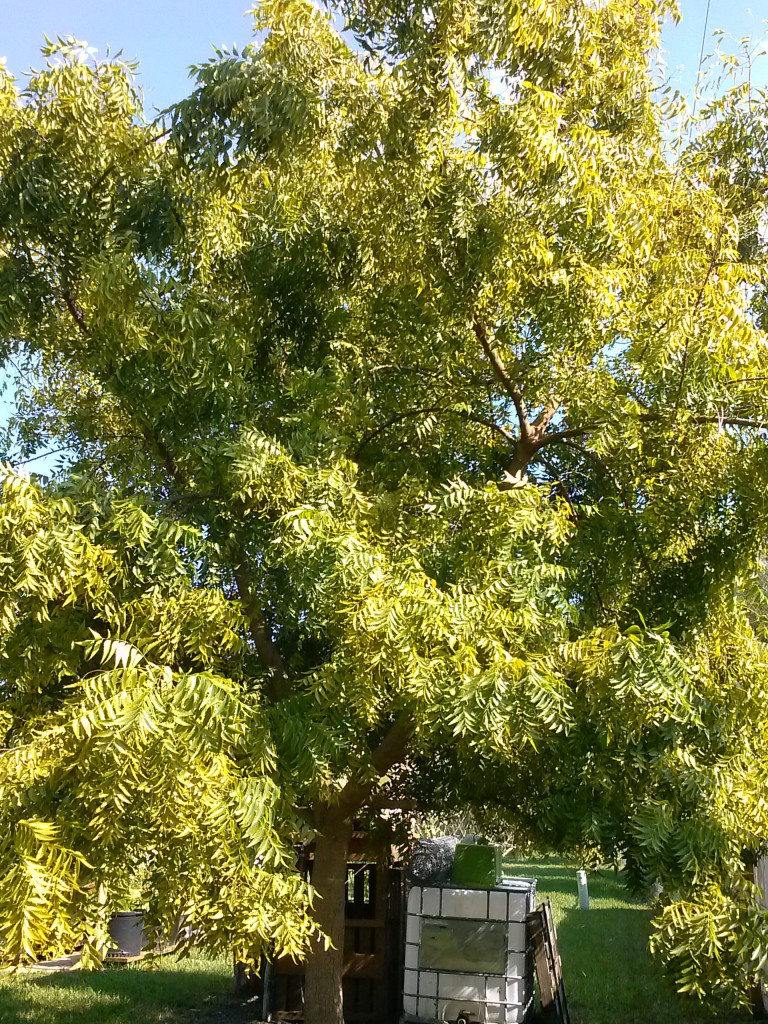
[690,0,713,121]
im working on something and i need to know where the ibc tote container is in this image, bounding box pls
[401,877,536,1024]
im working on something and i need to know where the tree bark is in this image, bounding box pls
[303,818,353,1024]
[301,718,411,1024]
[233,563,292,702]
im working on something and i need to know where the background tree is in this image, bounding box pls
[2,1,768,1017]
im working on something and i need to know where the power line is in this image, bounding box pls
[691,0,713,120]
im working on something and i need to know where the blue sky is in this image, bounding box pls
[0,1,766,470]
[664,1,768,96]
[1,1,257,114]
[1,1,766,109]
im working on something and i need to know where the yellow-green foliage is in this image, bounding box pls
[0,468,315,967]
[1,0,768,1007]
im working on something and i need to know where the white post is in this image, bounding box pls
[577,869,589,910]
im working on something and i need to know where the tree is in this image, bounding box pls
[2,2,768,1017]
[0,466,316,967]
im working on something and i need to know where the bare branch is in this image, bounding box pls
[354,402,446,457]
[690,414,768,430]
[234,564,292,703]
[532,398,560,431]
[331,713,414,823]
[14,446,73,466]
[355,401,516,457]
[536,425,593,449]
[466,413,516,444]
[367,796,423,811]
[529,410,768,460]
[370,713,413,776]
[473,319,528,438]
[62,290,89,337]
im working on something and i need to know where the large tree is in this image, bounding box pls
[2,1,768,1017]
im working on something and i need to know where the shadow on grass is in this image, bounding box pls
[556,904,753,1024]
[0,956,243,1024]
[506,860,754,1024]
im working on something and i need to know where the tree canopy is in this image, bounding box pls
[1,1,768,1016]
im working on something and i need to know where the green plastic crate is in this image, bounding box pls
[451,841,502,888]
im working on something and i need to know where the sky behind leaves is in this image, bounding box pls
[1,1,765,110]
[0,0,766,468]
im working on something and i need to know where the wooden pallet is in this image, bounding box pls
[528,899,571,1024]
[268,858,402,1024]
[14,940,179,974]
[24,953,83,974]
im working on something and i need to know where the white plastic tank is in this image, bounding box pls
[401,877,536,1024]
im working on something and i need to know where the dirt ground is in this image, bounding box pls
[173,992,265,1023]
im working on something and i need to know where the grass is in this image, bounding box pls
[505,854,753,1024]
[0,862,758,1023]
[0,950,236,1024]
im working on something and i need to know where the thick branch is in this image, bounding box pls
[234,565,291,703]
[61,286,291,701]
[532,398,560,431]
[473,319,528,438]
[536,425,593,449]
[688,414,768,430]
[367,797,423,811]
[370,712,413,777]
[515,410,768,469]
[317,713,414,828]
[63,290,89,336]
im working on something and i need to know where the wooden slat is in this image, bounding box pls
[529,910,554,1008]
[528,899,571,1024]
[343,953,385,979]
[270,860,401,1024]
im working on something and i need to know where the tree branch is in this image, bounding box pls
[62,289,89,337]
[233,564,291,703]
[689,414,768,430]
[559,440,655,581]
[354,402,447,457]
[674,217,727,412]
[473,319,528,439]
[369,713,413,777]
[58,282,293,709]
[525,410,768,461]
[355,401,516,456]
[536,425,593,449]
[467,414,516,444]
[366,796,423,811]
[324,713,415,825]
[532,398,560,431]
[59,287,197,491]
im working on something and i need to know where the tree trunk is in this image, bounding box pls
[303,819,353,1024]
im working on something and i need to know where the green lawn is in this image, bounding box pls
[0,863,759,1024]
[0,951,236,1024]
[506,855,753,1024]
